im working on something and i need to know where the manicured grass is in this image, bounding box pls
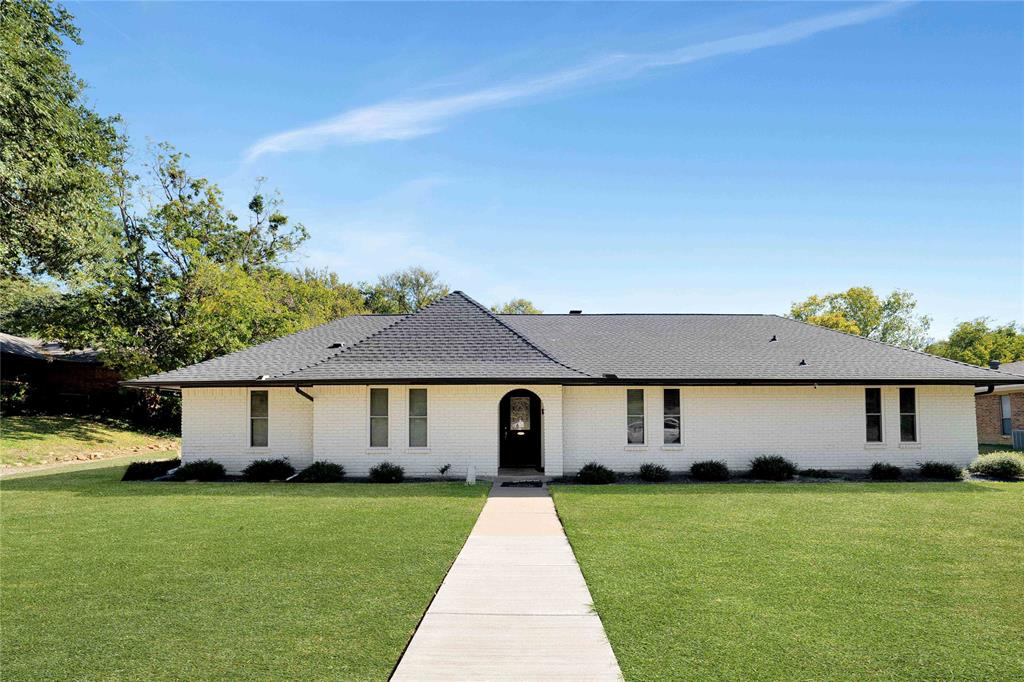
[1,415,178,466]
[1,463,488,680]
[552,482,1024,681]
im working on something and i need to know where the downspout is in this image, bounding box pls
[294,386,314,402]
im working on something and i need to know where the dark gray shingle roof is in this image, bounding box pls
[125,291,1019,387]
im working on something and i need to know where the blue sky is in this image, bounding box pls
[68,2,1022,337]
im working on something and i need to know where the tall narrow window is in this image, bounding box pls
[250,390,268,447]
[409,389,428,447]
[865,388,882,443]
[663,388,681,445]
[370,388,388,447]
[899,388,917,442]
[627,389,645,444]
[1001,395,1012,436]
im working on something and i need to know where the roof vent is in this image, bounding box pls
[569,309,583,315]
[769,335,777,342]
[328,343,343,349]
[257,374,271,380]
[989,360,1001,370]
[602,373,618,380]
[798,359,807,366]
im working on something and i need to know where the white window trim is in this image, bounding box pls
[625,387,647,449]
[898,386,922,447]
[662,386,684,448]
[407,386,429,451]
[247,388,270,449]
[366,386,390,452]
[864,386,885,448]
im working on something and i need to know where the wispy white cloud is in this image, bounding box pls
[245,3,906,161]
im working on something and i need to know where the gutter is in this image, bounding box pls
[976,385,996,395]
[294,386,315,402]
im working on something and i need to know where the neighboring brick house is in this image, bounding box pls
[1,332,121,410]
[124,292,1020,476]
[975,361,1024,447]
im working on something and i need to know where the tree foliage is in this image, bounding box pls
[491,298,541,314]
[0,0,123,278]
[925,319,1024,366]
[789,286,931,349]
[362,266,450,314]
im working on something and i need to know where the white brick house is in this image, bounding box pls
[127,292,1018,477]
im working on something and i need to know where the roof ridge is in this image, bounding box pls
[772,314,1021,379]
[455,291,591,377]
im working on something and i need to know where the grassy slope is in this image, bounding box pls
[1,463,488,680]
[1,415,178,466]
[552,482,1024,682]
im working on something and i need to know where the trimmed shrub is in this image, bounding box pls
[369,461,404,483]
[799,468,835,479]
[968,452,1024,480]
[749,455,797,481]
[172,459,225,481]
[122,458,180,481]
[918,461,963,481]
[577,462,616,485]
[869,462,902,481]
[294,461,345,483]
[242,458,295,482]
[690,460,730,482]
[639,463,670,482]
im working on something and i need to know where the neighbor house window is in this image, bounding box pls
[250,390,268,447]
[370,388,388,447]
[409,389,428,448]
[899,388,917,442]
[627,389,645,444]
[663,388,681,445]
[865,388,882,443]
[1001,395,1012,436]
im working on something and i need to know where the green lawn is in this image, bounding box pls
[1,415,179,466]
[1,462,488,680]
[552,482,1024,681]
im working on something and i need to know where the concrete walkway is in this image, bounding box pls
[392,477,623,681]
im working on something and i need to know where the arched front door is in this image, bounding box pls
[499,389,542,470]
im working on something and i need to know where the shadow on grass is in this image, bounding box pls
[0,461,490,501]
[552,480,1008,496]
[1,415,176,443]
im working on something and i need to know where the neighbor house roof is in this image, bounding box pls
[0,332,101,363]
[124,291,1020,388]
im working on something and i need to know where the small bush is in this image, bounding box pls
[577,462,616,484]
[242,458,295,482]
[122,458,180,481]
[294,461,345,482]
[749,455,797,481]
[869,462,902,481]
[172,459,226,481]
[968,452,1024,480]
[437,463,452,479]
[369,461,404,483]
[639,463,670,482]
[918,461,963,481]
[799,468,835,479]
[690,460,730,481]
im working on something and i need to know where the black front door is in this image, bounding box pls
[499,390,542,469]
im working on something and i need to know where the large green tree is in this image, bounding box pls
[0,0,123,278]
[925,319,1024,367]
[491,298,541,314]
[362,266,450,314]
[789,286,932,349]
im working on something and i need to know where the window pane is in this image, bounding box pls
[663,389,680,415]
[370,416,388,447]
[627,418,645,444]
[409,417,427,447]
[900,415,917,442]
[1002,418,1012,436]
[866,415,882,442]
[865,388,881,415]
[510,397,531,430]
[1002,395,1011,419]
[627,389,644,416]
[409,389,427,417]
[251,418,268,447]
[370,388,388,417]
[899,388,915,414]
[250,390,268,418]
[664,417,681,444]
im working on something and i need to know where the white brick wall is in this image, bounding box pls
[563,384,978,472]
[180,383,978,476]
